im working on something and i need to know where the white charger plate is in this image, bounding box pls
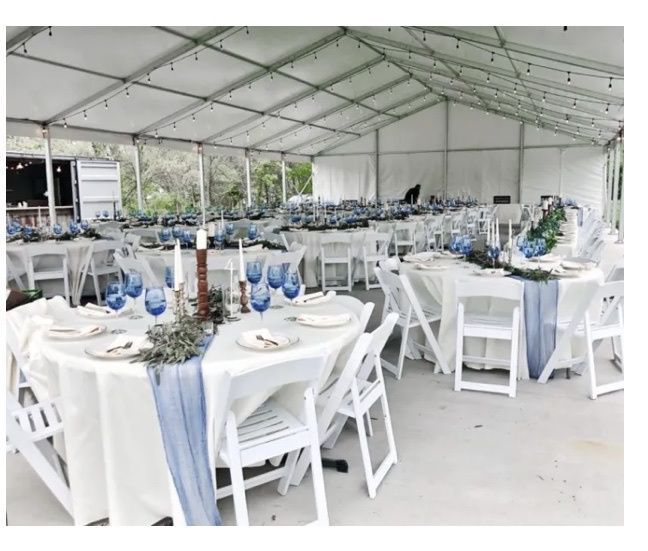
[236,334,299,351]
[47,325,106,340]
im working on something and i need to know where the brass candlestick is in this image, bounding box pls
[239,280,250,313]
[196,248,209,320]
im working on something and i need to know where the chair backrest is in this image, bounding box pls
[227,355,327,404]
[394,221,416,240]
[24,243,68,260]
[606,261,624,282]
[124,233,141,251]
[333,296,375,333]
[362,231,392,256]
[6,253,26,289]
[320,233,353,246]
[595,280,624,326]
[114,251,161,287]
[374,266,410,315]
[455,277,524,303]
[261,247,306,279]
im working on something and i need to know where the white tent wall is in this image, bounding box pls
[312,154,376,201]
[314,101,607,210]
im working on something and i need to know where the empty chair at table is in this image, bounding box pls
[261,245,306,285]
[6,252,26,290]
[454,277,524,398]
[24,244,71,304]
[78,241,123,304]
[360,231,392,290]
[374,267,448,379]
[209,355,329,526]
[424,216,444,251]
[114,251,161,288]
[393,221,417,256]
[318,233,354,293]
[123,233,141,252]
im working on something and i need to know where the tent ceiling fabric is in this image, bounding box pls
[6,26,623,158]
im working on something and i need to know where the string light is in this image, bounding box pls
[210,103,214,112]
[591,119,595,127]
[83,110,87,120]
[459,65,463,75]
[433,59,437,69]
[290,60,294,69]
[194,52,198,61]
[423,31,427,42]
[567,71,571,85]
[104,100,108,110]
[48,27,52,37]
[229,90,232,99]
[173,122,176,131]
[456,38,460,49]
[608,77,613,90]
[171,62,174,71]
[572,98,577,109]
[63,119,68,128]
[605,103,609,115]
[246,26,250,35]
[192,114,196,122]
[155,129,159,138]
[147,73,151,83]
[486,73,490,83]
[490,51,494,63]
[494,89,498,98]
[542,92,546,102]
[526,64,531,76]
[22,42,27,54]
[125,87,130,98]
[513,83,517,94]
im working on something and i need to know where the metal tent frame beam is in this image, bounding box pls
[413,26,624,76]
[43,27,234,125]
[6,27,49,52]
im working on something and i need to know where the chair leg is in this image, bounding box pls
[395,324,410,380]
[364,258,370,291]
[508,311,520,398]
[365,410,374,437]
[454,308,464,392]
[380,389,398,465]
[354,407,376,499]
[277,450,300,496]
[92,269,101,305]
[322,415,346,450]
[225,418,249,526]
[584,316,598,400]
[304,390,329,525]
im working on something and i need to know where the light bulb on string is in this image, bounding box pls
[513,83,517,94]
[459,66,463,76]
[567,71,571,85]
[423,30,427,41]
[192,114,196,123]
[195,52,198,61]
[126,87,130,98]
[572,99,576,109]
[486,73,490,83]
[494,89,498,98]
[104,100,108,110]
[173,122,176,131]
[22,42,27,54]
[246,26,250,35]
[490,51,494,63]
[605,103,609,115]
[229,90,232,99]
[408,50,411,60]
[314,52,318,61]
[526,64,531,76]
[357,41,361,49]
[219,40,223,49]
[48,27,52,37]
[290,60,294,69]
[433,59,437,69]
[210,103,214,112]
[63,119,68,128]
[456,38,460,49]
[248,82,252,90]
[608,77,613,90]
[83,110,87,120]
[542,92,546,102]
[171,62,174,71]
[147,73,151,83]
[155,129,159,138]
[591,118,595,128]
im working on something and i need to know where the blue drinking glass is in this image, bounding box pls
[105,282,127,332]
[95,210,101,219]
[52,223,63,237]
[246,260,262,284]
[248,224,258,241]
[225,222,235,236]
[535,238,547,256]
[159,228,171,243]
[267,264,285,309]
[164,266,175,289]
[172,226,182,239]
[461,235,473,255]
[522,240,536,259]
[488,244,501,267]
[182,230,192,247]
[145,287,167,325]
[125,271,144,319]
[291,214,302,225]
[250,283,271,320]
[282,269,301,301]
[69,222,80,236]
[80,220,90,232]
[102,210,110,219]
[215,228,225,249]
[22,226,33,240]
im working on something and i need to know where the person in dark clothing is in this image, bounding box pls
[404,184,421,204]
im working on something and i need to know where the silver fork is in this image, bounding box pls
[106,341,133,353]
[256,335,278,346]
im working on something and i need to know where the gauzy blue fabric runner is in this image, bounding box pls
[513,277,560,379]
[147,337,222,526]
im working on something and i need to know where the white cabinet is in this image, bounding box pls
[74,159,121,220]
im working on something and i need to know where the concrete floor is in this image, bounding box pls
[6,282,623,526]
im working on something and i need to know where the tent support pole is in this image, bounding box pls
[197,144,206,226]
[610,140,621,234]
[245,149,252,207]
[42,126,56,224]
[443,100,449,200]
[134,139,143,212]
[517,123,525,203]
[281,153,287,203]
[375,130,380,200]
[616,154,624,244]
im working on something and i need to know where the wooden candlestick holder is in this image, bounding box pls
[196,248,209,321]
[239,280,250,313]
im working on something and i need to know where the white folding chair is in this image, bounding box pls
[25,244,71,304]
[555,280,624,399]
[6,391,73,518]
[360,231,392,290]
[124,233,141,252]
[114,251,161,288]
[606,261,624,282]
[78,241,123,304]
[424,216,444,251]
[280,232,291,250]
[454,277,524,398]
[261,246,306,284]
[319,233,353,292]
[375,267,449,379]
[378,256,401,273]
[6,252,26,290]
[393,221,417,256]
[214,356,329,526]
[292,313,399,498]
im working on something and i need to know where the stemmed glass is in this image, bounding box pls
[159,228,171,244]
[225,223,235,240]
[105,281,127,334]
[182,230,193,248]
[248,224,258,241]
[172,226,182,240]
[250,283,271,321]
[145,287,167,325]
[52,223,63,239]
[267,264,285,309]
[246,260,262,285]
[461,235,473,256]
[522,239,536,260]
[282,269,301,302]
[535,238,547,257]
[214,227,225,250]
[80,220,90,232]
[487,242,501,268]
[69,222,80,237]
[124,271,144,319]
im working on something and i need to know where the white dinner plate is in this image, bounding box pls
[85,344,145,360]
[236,334,299,351]
[477,269,511,277]
[47,325,106,340]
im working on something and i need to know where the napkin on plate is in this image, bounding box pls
[77,302,131,318]
[48,324,104,337]
[290,291,335,305]
[297,313,351,327]
[404,252,438,263]
[93,335,149,358]
[239,328,289,349]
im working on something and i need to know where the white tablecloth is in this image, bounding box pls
[30,297,361,525]
[400,256,604,378]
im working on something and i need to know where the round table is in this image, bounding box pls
[400,254,604,378]
[33,296,361,525]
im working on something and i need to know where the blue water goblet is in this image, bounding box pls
[225,222,235,237]
[522,240,536,259]
[145,287,167,325]
[125,271,144,319]
[105,281,127,333]
[182,230,192,248]
[159,228,171,243]
[282,269,301,302]
[102,210,110,219]
[246,260,262,285]
[250,283,271,321]
[248,224,258,241]
[461,235,473,255]
[172,226,182,240]
[215,228,225,250]
[488,244,501,267]
[80,220,90,232]
[52,223,63,238]
[267,264,285,309]
[535,238,547,256]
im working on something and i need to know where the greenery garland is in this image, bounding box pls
[526,206,566,252]
[465,250,556,283]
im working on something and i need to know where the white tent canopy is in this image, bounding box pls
[6,26,624,212]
